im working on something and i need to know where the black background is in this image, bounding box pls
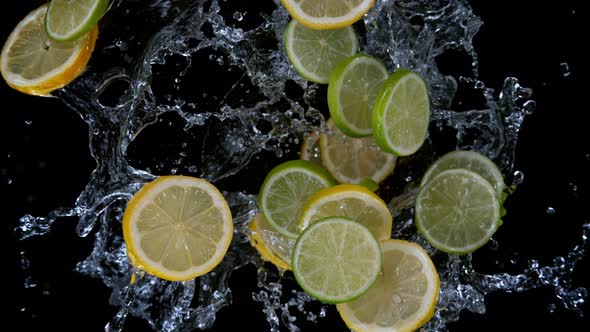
[2,0,589,331]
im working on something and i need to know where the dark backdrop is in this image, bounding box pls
[2,0,588,331]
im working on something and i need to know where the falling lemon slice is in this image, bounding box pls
[320,119,396,185]
[281,0,375,30]
[248,213,295,271]
[0,4,97,96]
[123,176,233,281]
[337,239,440,332]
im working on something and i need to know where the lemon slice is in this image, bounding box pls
[337,239,440,332]
[248,213,294,271]
[292,217,382,303]
[0,5,97,96]
[123,176,233,281]
[299,184,392,240]
[320,119,396,185]
[281,0,376,30]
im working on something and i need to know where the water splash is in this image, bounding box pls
[15,0,587,331]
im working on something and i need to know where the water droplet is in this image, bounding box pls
[560,62,571,77]
[548,303,557,313]
[512,170,524,186]
[233,11,243,21]
[405,176,412,182]
[24,120,32,125]
[546,207,556,215]
[170,168,177,174]
[43,41,50,51]
[522,100,536,114]
[7,179,12,185]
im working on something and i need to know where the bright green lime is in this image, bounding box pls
[328,54,388,137]
[420,150,505,197]
[45,0,109,41]
[284,19,358,84]
[372,69,430,156]
[415,169,501,254]
[258,160,336,239]
[292,217,382,303]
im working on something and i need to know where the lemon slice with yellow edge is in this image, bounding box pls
[299,184,392,240]
[320,119,396,185]
[123,176,233,281]
[0,4,97,96]
[337,239,440,332]
[248,213,294,271]
[281,0,375,30]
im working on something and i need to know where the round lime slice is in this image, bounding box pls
[292,216,382,303]
[415,169,501,254]
[45,0,109,42]
[258,160,336,239]
[421,150,505,197]
[328,54,388,137]
[284,19,358,84]
[373,69,430,156]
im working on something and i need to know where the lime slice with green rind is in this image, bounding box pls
[292,216,382,303]
[45,0,109,41]
[415,169,501,254]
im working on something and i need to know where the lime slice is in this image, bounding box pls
[328,54,388,137]
[248,213,295,271]
[415,169,501,254]
[281,0,375,30]
[372,69,430,156]
[292,217,382,303]
[337,239,439,332]
[123,176,233,281]
[320,118,396,185]
[299,184,392,240]
[45,0,109,41]
[284,19,358,84]
[258,160,336,239]
[420,150,505,197]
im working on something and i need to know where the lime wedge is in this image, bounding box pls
[328,54,388,137]
[258,160,336,239]
[373,69,430,156]
[45,0,109,41]
[284,19,358,84]
[292,217,382,303]
[421,150,505,197]
[415,169,501,254]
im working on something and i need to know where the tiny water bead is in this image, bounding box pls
[14,0,587,331]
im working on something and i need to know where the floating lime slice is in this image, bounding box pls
[258,160,336,239]
[415,169,501,254]
[373,69,430,156]
[292,217,382,303]
[45,0,109,41]
[328,54,388,137]
[284,19,358,84]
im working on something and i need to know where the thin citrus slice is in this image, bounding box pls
[337,239,440,332]
[320,118,396,185]
[373,69,430,156]
[415,169,501,254]
[248,213,295,271]
[45,0,109,41]
[292,217,382,303]
[281,0,375,30]
[328,54,389,137]
[284,19,358,84]
[0,5,97,96]
[300,130,322,165]
[420,150,505,197]
[123,176,233,281]
[258,160,336,239]
[299,184,392,240]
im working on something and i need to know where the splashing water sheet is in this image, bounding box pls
[2,0,588,331]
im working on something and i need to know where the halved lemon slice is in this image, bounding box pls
[281,0,375,30]
[0,4,97,96]
[123,176,233,281]
[248,213,294,271]
[337,239,440,332]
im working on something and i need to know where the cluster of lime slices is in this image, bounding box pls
[1,0,108,96]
